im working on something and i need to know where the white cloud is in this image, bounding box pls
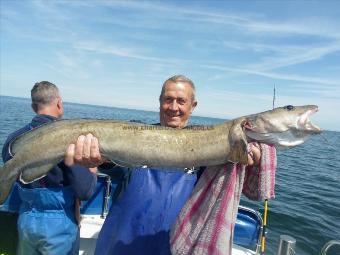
[73,41,151,60]
[2,1,340,131]
[56,52,78,68]
[246,41,340,71]
[98,1,340,39]
[201,64,339,87]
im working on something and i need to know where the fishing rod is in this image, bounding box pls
[272,84,276,110]
[260,84,275,254]
[261,200,268,254]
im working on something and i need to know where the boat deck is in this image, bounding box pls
[78,215,259,255]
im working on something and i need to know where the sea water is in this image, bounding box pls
[1,96,339,255]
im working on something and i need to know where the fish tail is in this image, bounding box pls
[0,162,18,205]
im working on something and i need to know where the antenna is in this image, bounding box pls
[272,84,276,109]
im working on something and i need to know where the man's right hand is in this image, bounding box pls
[64,133,105,168]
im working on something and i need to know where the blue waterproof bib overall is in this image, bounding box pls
[17,185,79,255]
[95,167,197,255]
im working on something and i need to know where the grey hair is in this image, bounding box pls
[159,75,196,102]
[31,81,60,112]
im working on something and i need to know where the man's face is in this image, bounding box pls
[159,81,197,128]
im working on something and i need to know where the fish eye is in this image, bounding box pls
[283,105,295,111]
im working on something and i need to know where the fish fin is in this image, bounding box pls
[110,159,136,168]
[228,121,248,165]
[19,163,54,184]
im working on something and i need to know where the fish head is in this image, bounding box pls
[243,105,321,148]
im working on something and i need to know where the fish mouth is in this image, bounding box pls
[297,106,322,134]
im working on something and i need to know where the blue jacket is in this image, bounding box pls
[2,114,97,200]
[1,114,97,255]
[95,166,198,255]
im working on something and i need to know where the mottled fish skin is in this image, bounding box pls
[0,105,321,204]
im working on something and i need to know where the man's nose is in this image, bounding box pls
[169,100,179,110]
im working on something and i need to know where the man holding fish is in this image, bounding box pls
[65,75,262,255]
[0,75,321,254]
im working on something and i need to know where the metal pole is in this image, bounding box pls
[320,240,340,255]
[277,235,296,255]
[102,175,111,218]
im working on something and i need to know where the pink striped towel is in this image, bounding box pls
[170,143,276,255]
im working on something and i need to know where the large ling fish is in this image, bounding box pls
[0,105,321,204]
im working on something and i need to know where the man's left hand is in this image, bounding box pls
[64,133,105,168]
[247,142,261,166]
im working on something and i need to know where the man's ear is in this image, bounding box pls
[56,97,62,110]
[56,97,64,117]
[190,101,197,113]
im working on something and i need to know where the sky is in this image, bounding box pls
[1,0,340,131]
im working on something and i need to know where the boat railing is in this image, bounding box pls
[235,205,264,254]
[97,173,111,218]
[277,235,296,255]
[320,240,340,255]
